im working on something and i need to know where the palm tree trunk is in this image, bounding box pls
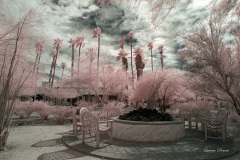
[160,53,163,69]
[77,46,81,102]
[51,45,59,88]
[151,49,153,71]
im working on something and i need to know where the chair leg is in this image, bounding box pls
[73,125,75,135]
[75,127,78,136]
[189,120,192,129]
[109,131,112,144]
[82,128,85,144]
[205,125,207,141]
[96,133,100,148]
[222,129,226,143]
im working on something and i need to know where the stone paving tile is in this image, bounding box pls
[62,123,240,160]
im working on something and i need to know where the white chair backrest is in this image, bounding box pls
[81,111,99,134]
[80,107,89,115]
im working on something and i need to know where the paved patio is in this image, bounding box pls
[62,123,240,160]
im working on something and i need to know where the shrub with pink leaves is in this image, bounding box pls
[53,106,72,125]
[14,100,37,118]
[104,101,125,111]
[14,101,27,118]
[32,101,55,119]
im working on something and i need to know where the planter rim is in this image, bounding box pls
[111,117,183,125]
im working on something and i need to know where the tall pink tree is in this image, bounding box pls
[93,27,102,105]
[68,38,76,79]
[116,49,128,71]
[34,40,45,74]
[119,37,126,49]
[158,44,164,69]
[99,66,129,102]
[148,42,154,71]
[33,40,45,100]
[49,50,57,90]
[93,27,102,73]
[182,10,240,115]
[0,8,42,149]
[75,36,85,76]
[130,69,184,111]
[61,62,67,82]
[51,38,63,88]
[128,31,134,78]
[134,47,145,80]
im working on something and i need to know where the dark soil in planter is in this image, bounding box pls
[119,108,173,121]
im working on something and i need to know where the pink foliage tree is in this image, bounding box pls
[0,8,42,149]
[75,36,85,76]
[93,27,102,73]
[134,47,145,80]
[130,69,187,112]
[49,38,62,89]
[116,49,128,71]
[119,37,126,49]
[158,44,164,69]
[61,62,67,81]
[148,42,154,71]
[128,31,134,79]
[182,9,240,115]
[69,38,76,79]
[99,65,129,102]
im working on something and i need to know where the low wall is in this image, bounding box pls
[111,117,185,142]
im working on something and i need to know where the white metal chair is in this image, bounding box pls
[179,109,191,128]
[72,108,82,136]
[81,111,113,148]
[204,109,228,143]
[72,107,89,136]
[191,109,211,131]
[188,109,200,129]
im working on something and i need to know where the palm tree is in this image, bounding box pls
[49,50,56,90]
[61,62,67,82]
[68,38,76,79]
[148,42,153,71]
[128,31,134,78]
[134,47,145,80]
[116,49,128,71]
[158,44,164,69]
[51,38,63,88]
[34,40,45,101]
[93,27,101,73]
[75,36,85,76]
[119,37,125,49]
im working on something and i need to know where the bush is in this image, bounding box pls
[53,106,72,125]
[14,101,37,118]
[33,101,54,119]
[104,101,125,111]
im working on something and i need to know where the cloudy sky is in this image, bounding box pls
[3,0,212,80]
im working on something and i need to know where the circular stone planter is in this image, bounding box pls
[111,117,185,142]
